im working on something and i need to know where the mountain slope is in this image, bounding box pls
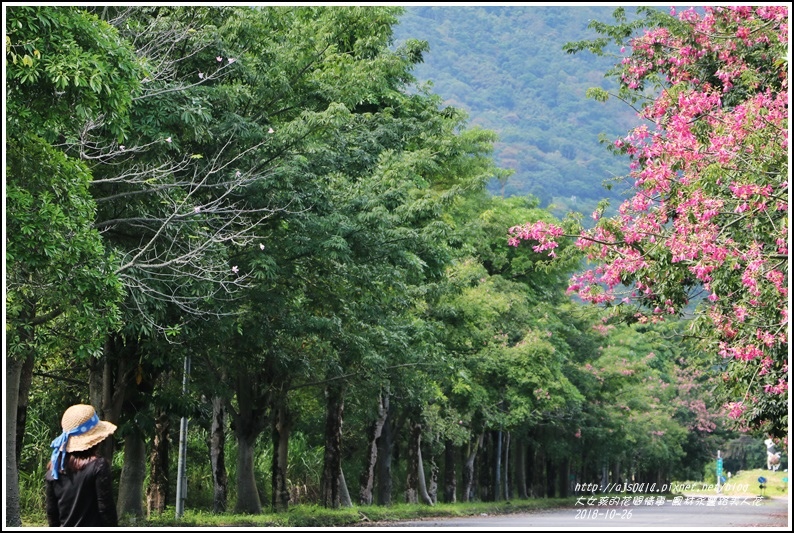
[393,6,649,218]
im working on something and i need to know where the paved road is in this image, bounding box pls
[380,497,789,528]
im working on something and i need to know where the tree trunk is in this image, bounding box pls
[228,369,269,514]
[235,434,262,514]
[93,335,136,462]
[271,394,291,512]
[600,462,608,492]
[529,443,540,498]
[405,420,433,505]
[494,430,502,501]
[546,457,556,498]
[117,431,146,519]
[558,457,570,498]
[443,440,457,503]
[503,431,510,500]
[15,353,35,468]
[146,409,169,516]
[428,453,438,504]
[320,382,345,509]
[405,421,419,504]
[515,438,527,499]
[462,432,483,502]
[6,353,24,527]
[375,399,394,506]
[210,396,228,513]
[613,460,622,488]
[479,432,493,501]
[88,353,104,414]
[359,392,389,505]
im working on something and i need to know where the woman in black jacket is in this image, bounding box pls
[45,404,118,527]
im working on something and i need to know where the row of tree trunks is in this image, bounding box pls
[25,346,607,522]
[12,339,674,516]
[460,432,583,502]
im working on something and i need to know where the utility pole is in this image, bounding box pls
[175,354,191,518]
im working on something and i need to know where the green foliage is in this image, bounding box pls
[6,6,141,142]
[5,133,123,361]
[5,7,136,369]
[17,416,51,524]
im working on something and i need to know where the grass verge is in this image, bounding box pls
[671,468,789,499]
[34,498,572,528]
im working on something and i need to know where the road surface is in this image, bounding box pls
[376,496,789,528]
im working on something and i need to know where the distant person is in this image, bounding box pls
[45,404,119,526]
[765,438,782,471]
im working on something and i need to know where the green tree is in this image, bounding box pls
[5,6,142,526]
[425,194,586,501]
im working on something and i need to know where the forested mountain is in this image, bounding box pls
[393,6,647,218]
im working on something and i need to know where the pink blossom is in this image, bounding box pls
[725,401,746,419]
[509,6,787,432]
[763,379,787,395]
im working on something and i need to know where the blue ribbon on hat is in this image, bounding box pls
[49,412,100,480]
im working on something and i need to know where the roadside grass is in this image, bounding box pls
[22,498,576,528]
[21,497,576,527]
[671,468,789,498]
[138,498,577,527]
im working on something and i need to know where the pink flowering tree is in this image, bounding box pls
[510,6,788,438]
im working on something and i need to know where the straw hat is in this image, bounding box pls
[60,404,117,452]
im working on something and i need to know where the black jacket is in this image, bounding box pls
[45,456,118,527]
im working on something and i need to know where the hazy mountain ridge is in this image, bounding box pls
[393,6,651,218]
